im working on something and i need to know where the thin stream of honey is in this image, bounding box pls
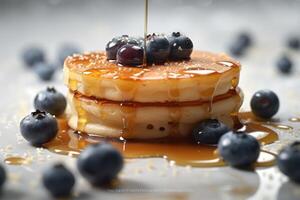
[143,0,148,66]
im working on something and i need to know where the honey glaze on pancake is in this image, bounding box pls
[70,88,243,138]
[73,88,240,107]
[66,51,241,137]
[58,51,274,167]
[44,114,278,168]
[65,51,240,81]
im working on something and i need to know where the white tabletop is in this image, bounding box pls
[0,0,300,199]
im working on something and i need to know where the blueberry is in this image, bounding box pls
[168,32,193,60]
[42,163,75,198]
[57,43,81,66]
[277,142,300,183]
[237,33,252,48]
[77,143,124,186]
[106,35,140,60]
[229,42,246,57]
[229,32,252,57]
[218,131,260,167]
[117,44,144,66]
[0,164,6,190]
[146,34,170,64]
[276,55,293,74]
[250,90,280,119]
[20,110,58,146]
[132,36,144,46]
[21,46,45,67]
[287,37,300,50]
[34,63,56,81]
[192,119,230,145]
[34,87,67,116]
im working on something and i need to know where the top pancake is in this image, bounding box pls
[64,51,241,103]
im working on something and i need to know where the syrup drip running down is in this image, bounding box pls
[44,115,278,168]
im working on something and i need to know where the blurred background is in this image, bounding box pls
[1,0,300,59]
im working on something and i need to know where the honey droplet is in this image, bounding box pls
[289,117,300,123]
[231,77,239,88]
[68,78,78,91]
[265,123,293,131]
[4,157,30,165]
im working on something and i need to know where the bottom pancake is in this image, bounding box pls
[67,89,243,139]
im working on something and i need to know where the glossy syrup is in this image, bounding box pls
[58,0,277,168]
[67,51,241,82]
[4,156,30,165]
[44,115,278,168]
[289,117,300,123]
[238,112,294,131]
[60,58,276,167]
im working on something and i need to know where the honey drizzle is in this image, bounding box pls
[73,88,240,107]
[68,76,88,132]
[116,79,139,138]
[168,107,182,136]
[82,72,104,97]
[168,80,181,136]
[209,72,226,113]
[68,73,78,91]
[67,51,240,82]
[208,61,240,114]
[44,115,279,168]
[120,105,137,138]
[73,94,88,132]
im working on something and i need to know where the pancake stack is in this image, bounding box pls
[64,51,243,139]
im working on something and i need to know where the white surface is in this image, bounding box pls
[0,0,300,199]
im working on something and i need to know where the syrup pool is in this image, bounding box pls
[238,112,294,131]
[43,113,279,168]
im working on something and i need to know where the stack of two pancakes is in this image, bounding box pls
[64,51,243,139]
